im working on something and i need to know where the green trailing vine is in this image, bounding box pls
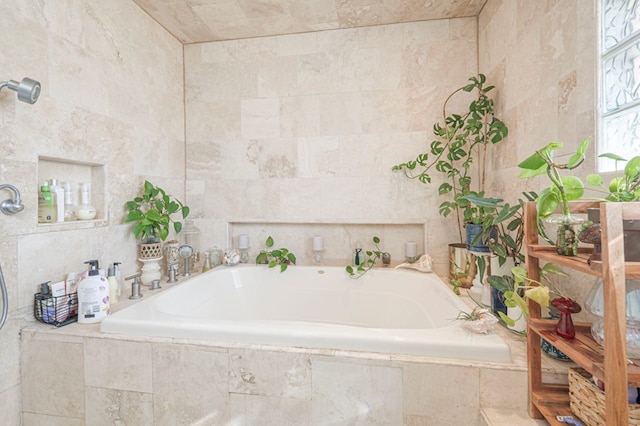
[255,236,297,272]
[345,236,384,278]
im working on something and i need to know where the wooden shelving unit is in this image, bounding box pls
[526,201,640,425]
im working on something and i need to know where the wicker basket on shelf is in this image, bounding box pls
[569,367,640,426]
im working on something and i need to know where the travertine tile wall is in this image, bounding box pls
[478,0,598,310]
[21,328,532,425]
[0,1,184,423]
[184,18,479,272]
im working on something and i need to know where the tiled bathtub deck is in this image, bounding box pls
[20,294,569,425]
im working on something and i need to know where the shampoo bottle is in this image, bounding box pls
[48,179,65,223]
[77,260,110,324]
[107,265,119,305]
[38,182,57,223]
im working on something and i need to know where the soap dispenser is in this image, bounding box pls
[77,260,110,324]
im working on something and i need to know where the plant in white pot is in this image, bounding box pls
[124,180,190,259]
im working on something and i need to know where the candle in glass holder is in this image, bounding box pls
[238,234,249,249]
[405,241,417,259]
[313,236,323,251]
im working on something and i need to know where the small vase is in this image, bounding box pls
[551,297,582,339]
[546,215,585,256]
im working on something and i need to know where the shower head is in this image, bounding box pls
[0,77,41,104]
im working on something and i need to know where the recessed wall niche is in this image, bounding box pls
[37,156,106,226]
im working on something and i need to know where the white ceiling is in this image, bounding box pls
[132,0,487,44]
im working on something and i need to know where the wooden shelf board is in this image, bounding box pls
[527,245,640,278]
[530,318,640,384]
[530,386,583,426]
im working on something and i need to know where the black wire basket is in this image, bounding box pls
[33,292,78,327]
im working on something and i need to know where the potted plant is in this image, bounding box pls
[125,180,190,259]
[586,153,640,201]
[488,263,569,330]
[392,74,509,250]
[517,138,590,255]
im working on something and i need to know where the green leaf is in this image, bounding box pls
[287,253,297,264]
[625,156,640,179]
[536,189,559,218]
[280,263,288,272]
[182,206,190,219]
[271,249,282,257]
[158,227,169,241]
[373,236,380,244]
[268,260,277,268]
[173,221,182,234]
[517,152,547,171]
[266,236,274,248]
[125,210,144,223]
[599,152,627,162]
[586,174,603,186]
[498,311,515,327]
[255,252,267,264]
[561,176,585,200]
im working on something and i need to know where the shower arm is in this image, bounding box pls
[0,184,24,215]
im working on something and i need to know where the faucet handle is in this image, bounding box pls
[125,272,143,300]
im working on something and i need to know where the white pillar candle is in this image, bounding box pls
[313,236,323,251]
[405,241,417,258]
[238,234,249,249]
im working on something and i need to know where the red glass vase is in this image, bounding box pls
[552,297,582,339]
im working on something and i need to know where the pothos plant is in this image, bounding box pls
[125,180,190,243]
[488,263,568,327]
[255,236,297,272]
[345,236,384,278]
[517,138,590,255]
[392,74,509,243]
[586,153,640,201]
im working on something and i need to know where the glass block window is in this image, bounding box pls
[601,0,640,172]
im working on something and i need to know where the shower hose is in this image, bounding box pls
[0,264,8,330]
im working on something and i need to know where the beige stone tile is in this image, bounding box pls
[0,384,22,426]
[403,363,480,425]
[23,412,83,426]
[84,386,153,426]
[229,393,312,426]
[84,338,152,392]
[311,359,403,425]
[229,349,312,399]
[480,368,529,412]
[21,336,84,418]
[152,344,230,426]
[240,98,281,140]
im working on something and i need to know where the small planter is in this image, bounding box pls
[448,243,475,288]
[546,215,584,256]
[139,241,162,259]
[465,224,497,253]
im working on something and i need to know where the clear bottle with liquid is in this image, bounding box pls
[38,182,57,223]
[63,181,77,221]
[76,182,96,220]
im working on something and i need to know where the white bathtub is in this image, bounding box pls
[100,265,511,362]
